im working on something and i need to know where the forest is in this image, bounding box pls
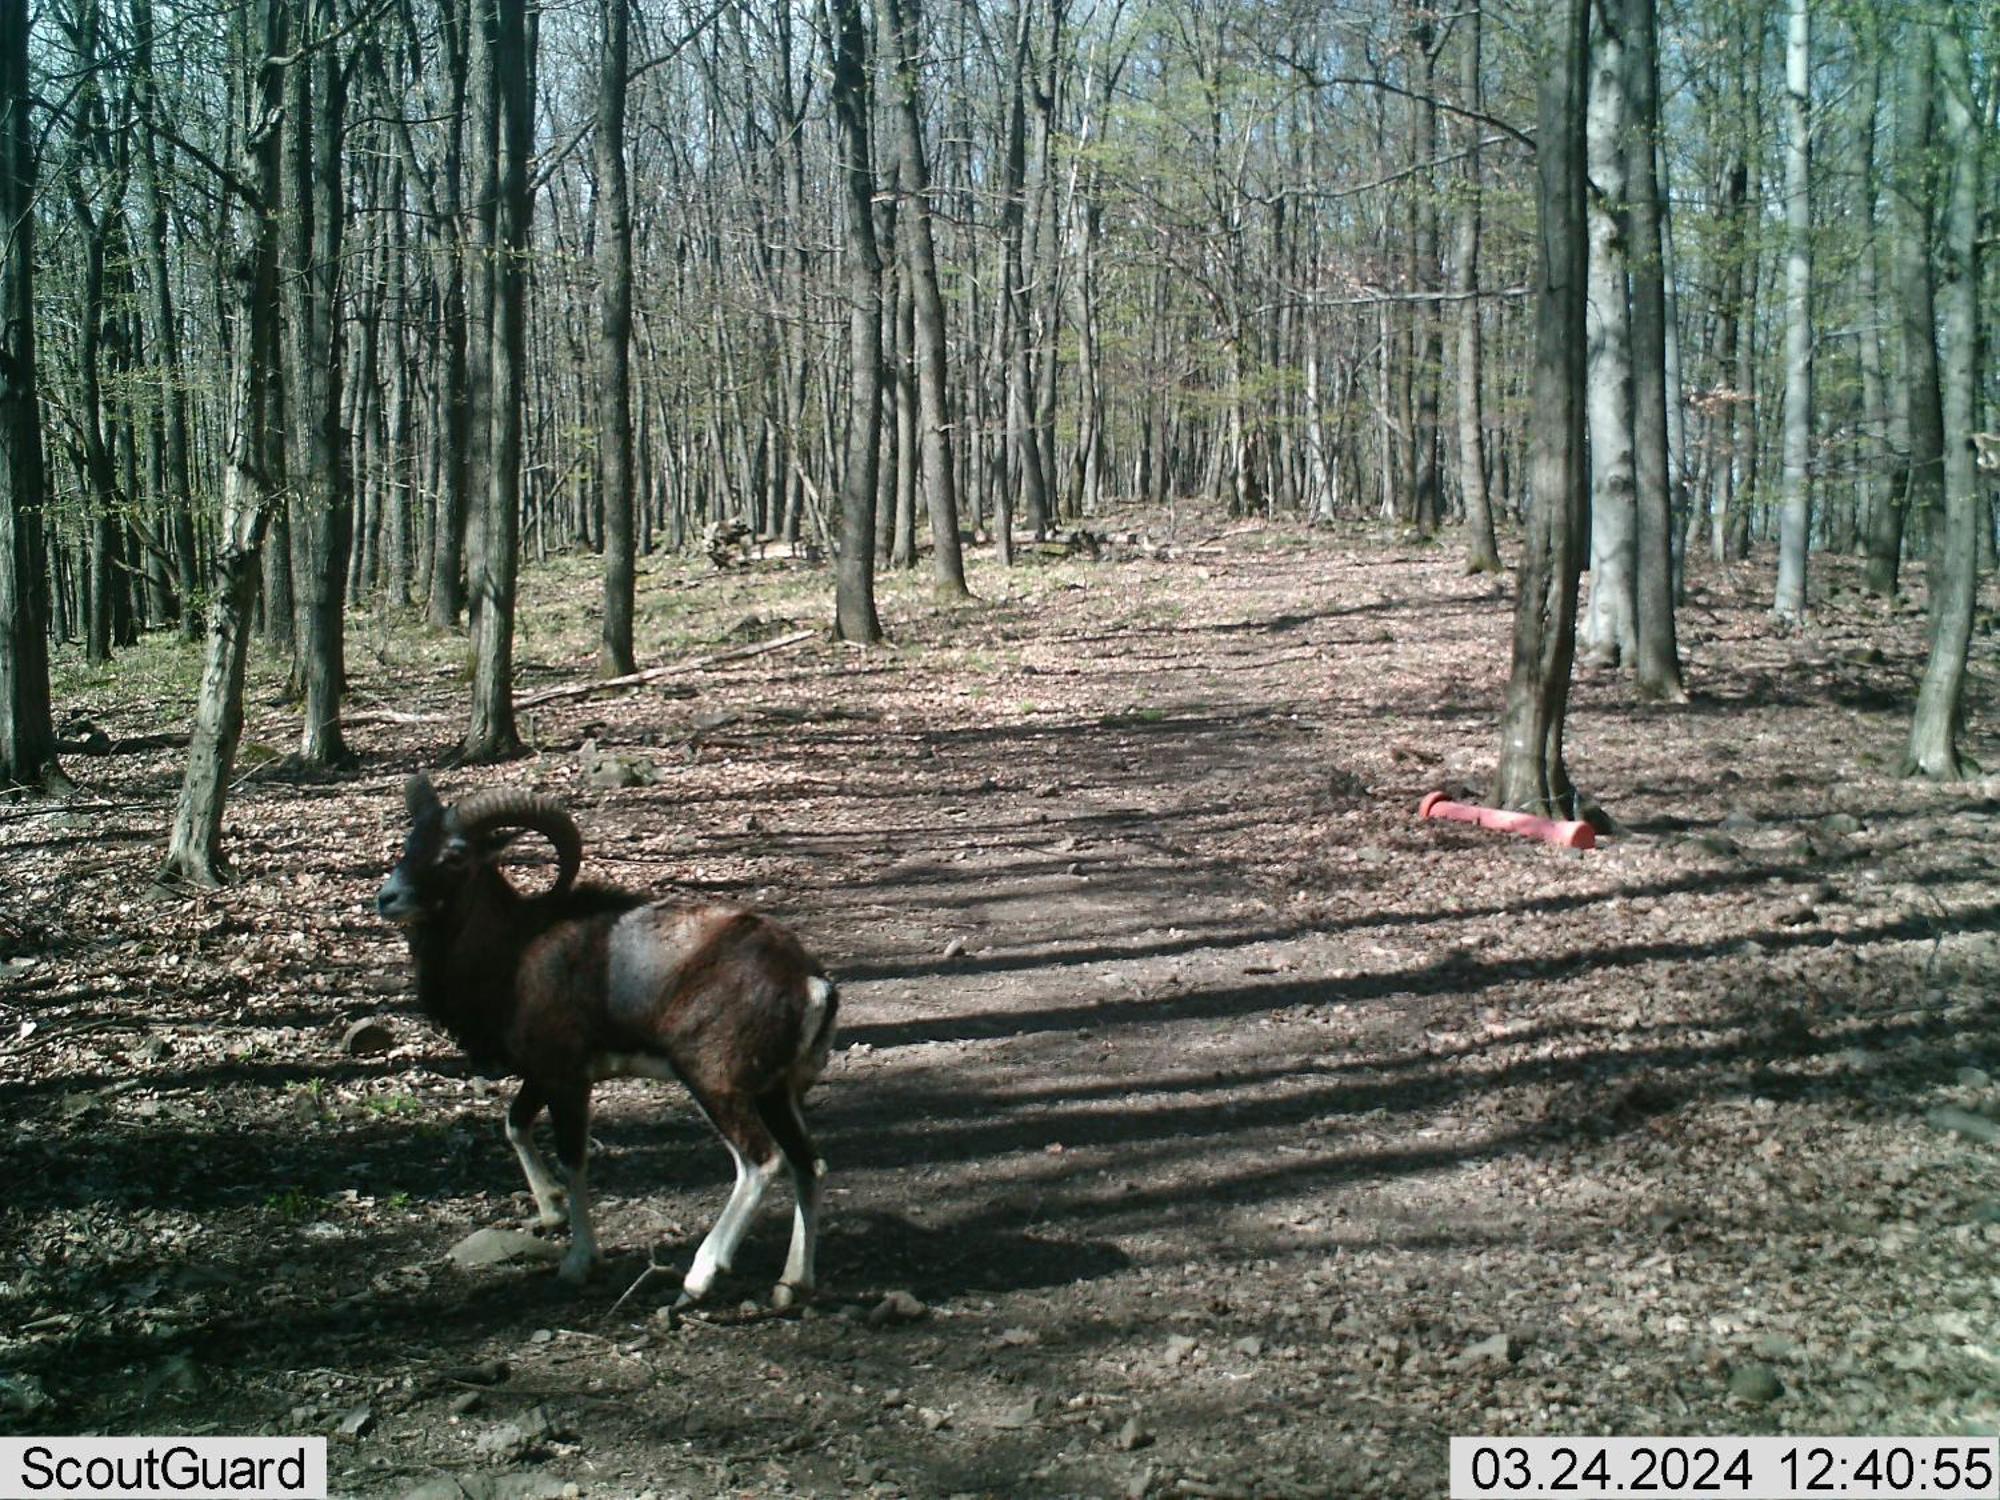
[0,0,1996,1495]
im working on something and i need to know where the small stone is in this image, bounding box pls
[1163,1334,1198,1366]
[996,1326,1038,1347]
[1820,812,1864,836]
[1114,1416,1154,1452]
[450,1391,484,1416]
[340,1017,396,1057]
[336,1404,375,1439]
[446,1360,510,1386]
[919,1407,952,1432]
[1233,1336,1265,1358]
[1958,1067,1992,1090]
[1729,1363,1784,1405]
[990,1398,1039,1430]
[449,1229,564,1270]
[1719,807,1759,831]
[942,937,967,960]
[869,1290,928,1326]
[1456,1333,1519,1369]
[1752,1332,1800,1361]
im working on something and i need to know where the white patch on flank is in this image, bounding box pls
[605,907,692,1026]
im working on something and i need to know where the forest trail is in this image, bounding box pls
[3,523,1997,1497]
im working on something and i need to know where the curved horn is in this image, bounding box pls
[451,788,583,898]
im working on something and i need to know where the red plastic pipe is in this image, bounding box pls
[1418,790,1597,850]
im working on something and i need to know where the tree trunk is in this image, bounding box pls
[1876,27,1942,599]
[461,0,530,760]
[1622,0,1684,698]
[596,0,636,676]
[1408,13,1441,536]
[883,0,970,597]
[1000,0,1050,543]
[1770,0,1812,622]
[1854,44,1894,587]
[1454,3,1499,573]
[1903,8,1982,778]
[1495,0,1589,818]
[828,0,884,642]
[1581,0,1637,669]
[0,0,59,791]
[285,0,352,766]
[160,0,286,886]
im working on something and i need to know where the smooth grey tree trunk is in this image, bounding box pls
[828,0,884,643]
[1771,0,1812,622]
[285,0,352,766]
[1623,0,1685,698]
[1581,0,1637,668]
[462,0,530,760]
[1495,0,1589,818]
[1875,29,1942,599]
[1454,4,1499,573]
[1853,43,1891,578]
[1904,9,1982,778]
[596,0,636,676]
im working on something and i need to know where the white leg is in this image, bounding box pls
[506,1113,568,1229]
[558,1157,596,1285]
[679,1144,779,1306]
[772,1102,823,1309]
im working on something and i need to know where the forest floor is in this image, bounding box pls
[3,511,1999,1500]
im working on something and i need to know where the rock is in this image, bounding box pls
[449,1229,564,1271]
[337,1404,376,1439]
[989,1398,1039,1430]
[474,1404,563,1462]
[450,1391,485,1416]
[1233,1336,1265,1358]
[869,1290,928,1326]
[1114,1416,1154,1452]
[407,1475,571,1500]
[1728,1363,1784,1405]
[580,738,659,790]
[1719,807,1759,832]
[918,1407,952,1432]
[1163,1334,1198,1366]
[1751,1332,1801,1361]
[1820,812,1864,836]
[1695,833,1741,858]
[1456,1332,1519,1369]
[1926,1107,2000,1146]
[341,1017,396,1057]
[942,937,967,960]
[445,1360,510,1386]
[1958,1067,1992,1090]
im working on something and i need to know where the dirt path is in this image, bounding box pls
[3,521,1997,1498]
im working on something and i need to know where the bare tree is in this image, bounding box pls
[827,0,883,643]
[0,0,61,792]
[1622,0,1683,698]
[596,0,636,676]
[1770,0,1811,622]
[160,0,287,885]
[1903,4,1983,779]
[1495,0,1589,817]
[461,0,532,760]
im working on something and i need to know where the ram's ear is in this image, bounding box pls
[405,772,441,819]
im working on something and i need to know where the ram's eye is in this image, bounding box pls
[437,842,471,871]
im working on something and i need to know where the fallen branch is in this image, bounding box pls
[514,629,817,710]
